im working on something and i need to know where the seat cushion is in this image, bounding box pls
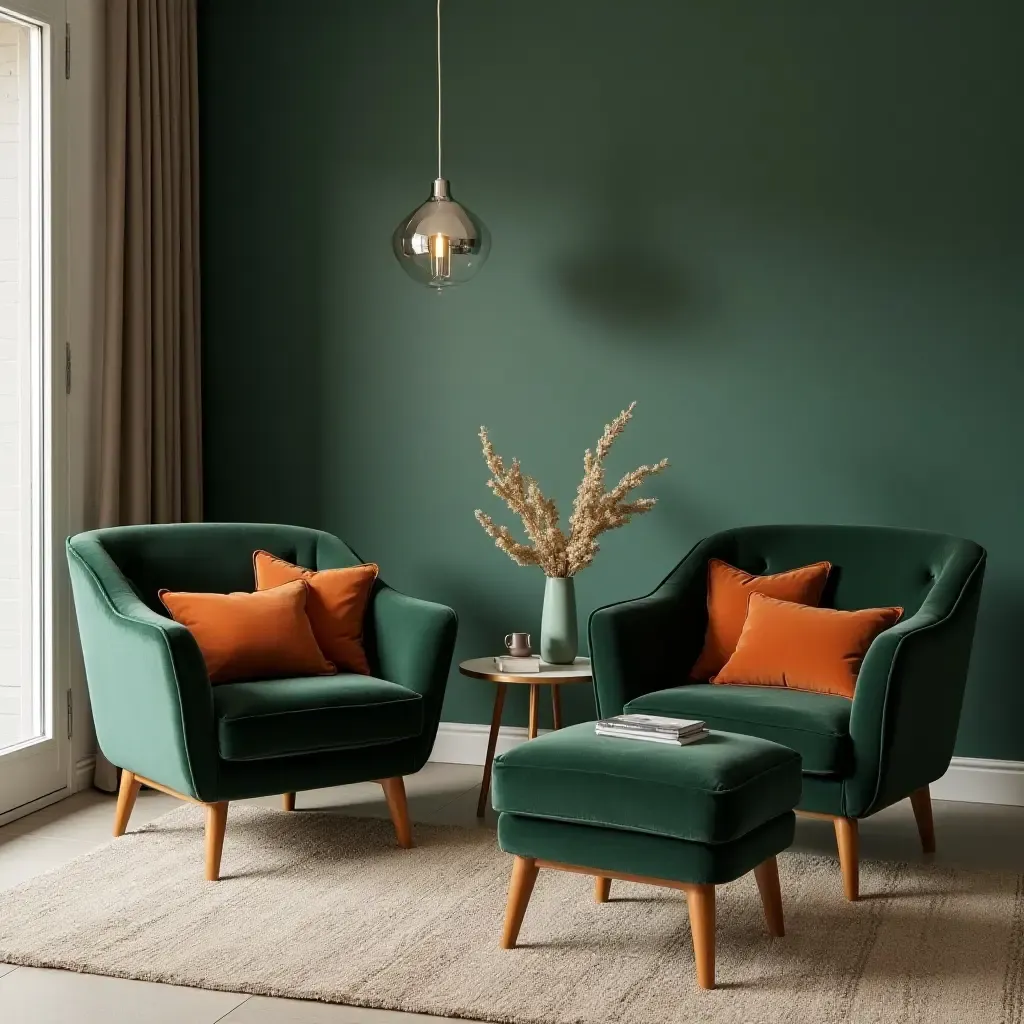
[627,683,853,777]
[491,722,801,845]
[214,675,423,761]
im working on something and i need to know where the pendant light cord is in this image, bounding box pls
[436,0,442,180]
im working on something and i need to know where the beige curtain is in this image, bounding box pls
[94,0,202,791]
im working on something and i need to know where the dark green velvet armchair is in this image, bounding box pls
[589,525,986,900]
[66,523,458,880]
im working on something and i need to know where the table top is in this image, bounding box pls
[459,656,592,685]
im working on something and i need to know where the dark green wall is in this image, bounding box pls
[199,1,1024,758]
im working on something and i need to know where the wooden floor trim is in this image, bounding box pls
[795,809,841,822]
[134,776,203,805]
[534,859,695,894]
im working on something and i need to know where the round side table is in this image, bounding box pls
[459,656,592,818]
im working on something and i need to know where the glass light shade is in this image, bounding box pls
[392,177,490,289]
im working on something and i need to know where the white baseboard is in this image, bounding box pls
[932,757,1024,807]
[73,755,96,793]
[429,722,549,765]
[430,723,1024,807]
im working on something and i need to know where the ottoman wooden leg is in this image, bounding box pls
[502,856,539,949]
[753,856,785,937]
[594,876,611,903]
[686,884,716,990]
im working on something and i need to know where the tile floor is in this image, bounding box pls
[1,762,1022,1023]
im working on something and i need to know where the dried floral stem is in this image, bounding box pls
[474,403,668,577]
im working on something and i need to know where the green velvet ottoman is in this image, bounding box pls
[491,722,802,990]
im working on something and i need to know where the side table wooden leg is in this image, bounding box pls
[528,684,540,739]
[551,683,562,730]
[477,682,507,818]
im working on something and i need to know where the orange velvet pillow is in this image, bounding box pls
[714,593,904,697]
[159,580,336,684]
[690,558,832,681]
[253,551,379,674]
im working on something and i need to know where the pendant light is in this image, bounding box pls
[392,0,490,289]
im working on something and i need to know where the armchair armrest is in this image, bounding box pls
[846,548,986,817]
[589,543,712,717]
[588,594,685,716]
[66,537,218,800]
[313,529,457,755]
[370,585,458,734]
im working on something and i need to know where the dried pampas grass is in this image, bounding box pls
[474,403,668,577]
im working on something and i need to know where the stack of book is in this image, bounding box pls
[493,655,541,673]
[595,713,709,746]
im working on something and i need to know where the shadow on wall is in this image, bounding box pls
[555,245,704,331]
[551,174,717,333]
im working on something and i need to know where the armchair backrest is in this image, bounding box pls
[670,524,983,620]
[69,522,364,613]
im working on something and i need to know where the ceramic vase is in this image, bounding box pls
[540,576,578,664]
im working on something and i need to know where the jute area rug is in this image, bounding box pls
[0,805,1021,1024]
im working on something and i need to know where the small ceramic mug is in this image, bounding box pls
[505,632,532,657]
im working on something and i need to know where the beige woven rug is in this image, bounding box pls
[0,804,1021,1024]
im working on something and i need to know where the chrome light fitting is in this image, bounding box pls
[392,0,490,289]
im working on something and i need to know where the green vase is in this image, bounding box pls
[540,576,578,664]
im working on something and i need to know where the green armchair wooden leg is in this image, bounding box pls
[798,810,860,901]
[112,769,230,882]
[204,802,229,881]
[910,786,936,854]
[379,777,413,849]
[833,817,860,901]
[113,770,141,837]
[801,794,932,902]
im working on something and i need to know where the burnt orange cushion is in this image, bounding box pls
[159,580,336,684]
[253,551,378,674]
[714,593,904,698]
[690,558,832,681]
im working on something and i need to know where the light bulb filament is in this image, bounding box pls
[429,233,451,280]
